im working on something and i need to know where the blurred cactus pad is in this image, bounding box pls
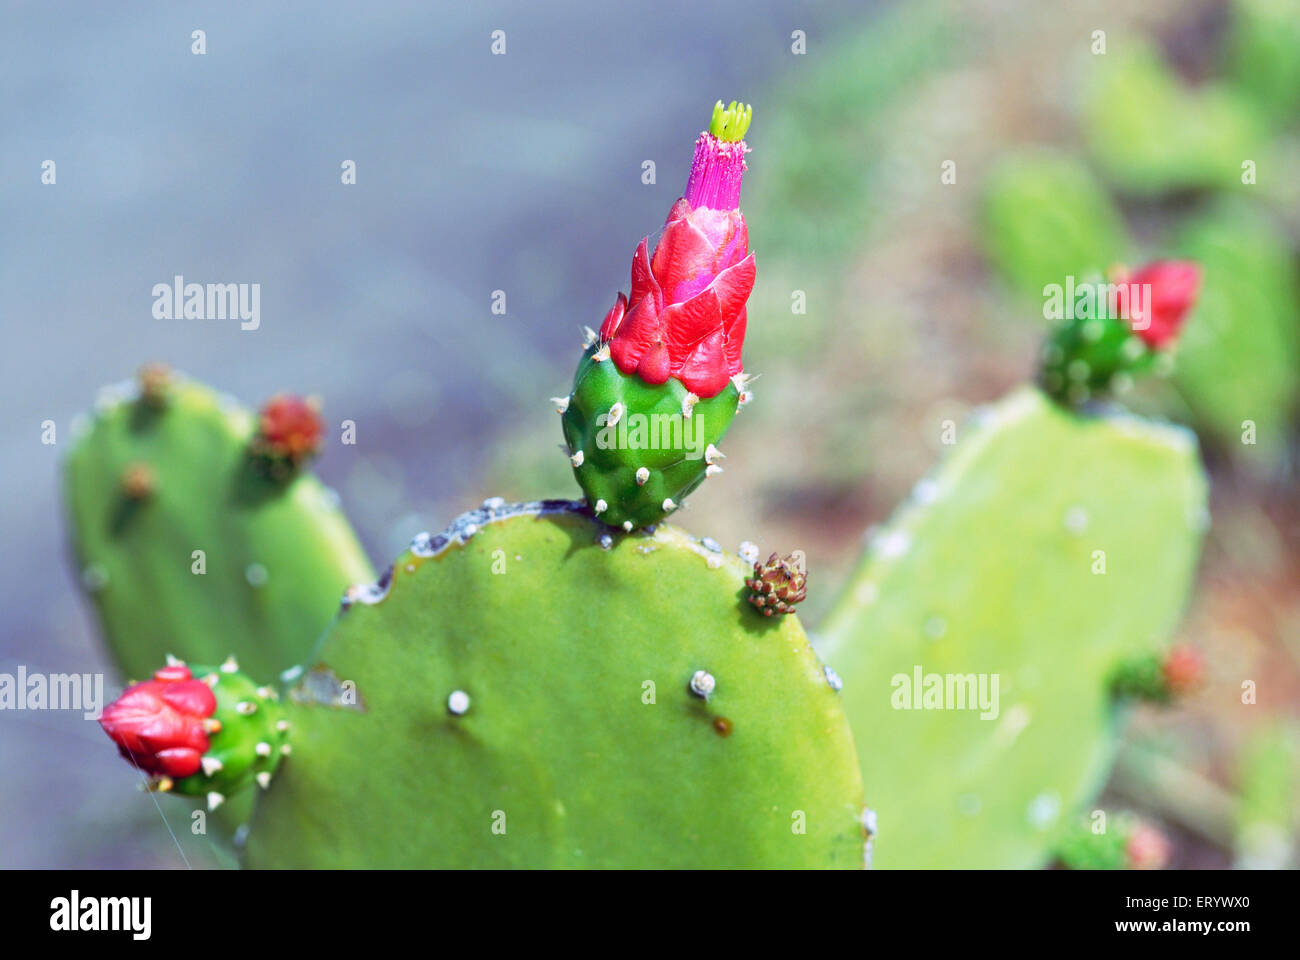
[819,388,1207,868]
[981,152,1299,470]
[1082,40,1264,196]
[64,372,374,683]
[1171,200,1300,466]
[245,501,867,868]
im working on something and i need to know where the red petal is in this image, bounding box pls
[598,292,627,342]
[720,215,749,269]
[1128,260,1201,347]
[153,665,192,683]
[153,748,203,778]
[688,208,748,269]
[160,679,217,719]
[136,711,207,753]
[724,307,747,375]
[609,296,661,374]
[663,289,723,359]
[652,218,718,301]
[676,329,730,398]
[712,254,756,322]
[637,342,671,384]
[662,197,692,227]
[99,686,166,737]
[99,676,211,775]
[628,238,660,311]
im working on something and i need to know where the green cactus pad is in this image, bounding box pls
[64,373,375,683]
[246,500,866,868]
[560,346,740,530]
[1227,0,1300,122]
[819,387,1206,868]
[171,662,290,803]
[981,151,1130,302]
[1083,42,1263,195]
[1171,201,1300,472]
[1235,725,1298,868]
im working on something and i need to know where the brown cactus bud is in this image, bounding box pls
[137,363,172,407]
[746,552,807,617]
[120,462,157,500]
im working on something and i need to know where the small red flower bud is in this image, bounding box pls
[98,663,217,780]
[1161,644,1204,696]
[1123,260,1201,348]
[1125,822,1171,870]
[256,394,324,464]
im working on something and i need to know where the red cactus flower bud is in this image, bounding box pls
[1125,822,1171,870]
[257,394,324,464]
[1161,643,1205,696]
[601,101,757,399]
[98,664,217,780]
[1122,260,1201,348]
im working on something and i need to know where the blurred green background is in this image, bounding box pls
[2,0,1297,867]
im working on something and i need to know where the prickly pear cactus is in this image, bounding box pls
[561,101,756,530]
[64,369,375,683]
[243,500,867,868]
[819,387,1207,868]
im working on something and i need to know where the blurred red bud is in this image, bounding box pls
[98,664,216,780]
[1125,260,1201,348]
